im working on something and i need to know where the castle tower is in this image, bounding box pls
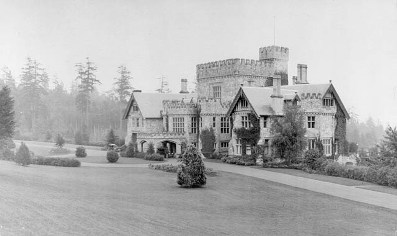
[259,45,289,86]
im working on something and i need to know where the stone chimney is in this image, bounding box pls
[296,64,308,84]
[270,75,284,115]
[179,79,188,93]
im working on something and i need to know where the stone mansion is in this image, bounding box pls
[123,45,349,157]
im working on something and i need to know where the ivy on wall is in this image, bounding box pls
[200,127,216,157]
[234,113,260,156]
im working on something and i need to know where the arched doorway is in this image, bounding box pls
[160,140,177,157]
[140,140,147,152]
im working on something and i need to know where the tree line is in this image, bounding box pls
[0,58,133,144]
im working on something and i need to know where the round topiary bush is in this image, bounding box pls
[15,142,31,166]
[177,145,206,188]
[75,146,87,158]
[106,150,119,163]
[303,149,321,170]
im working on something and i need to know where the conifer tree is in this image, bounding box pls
[19,58,49,132]
[177,145,206,188]
[113,65,133,103]
[75,57,100,136]
[15,142,31,166]
[0,86,15,147]
[106,128,118,145]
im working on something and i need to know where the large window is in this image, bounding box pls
[241,115,250,128]
[220,117,230,133]
[236,139,241,155]
[213,86,221,99]
[173,117,185,133]
[308,116,315,128]
[308,139,316,150]
[322,138,332,156]
[191,117,197,134]
[221,142,229,148]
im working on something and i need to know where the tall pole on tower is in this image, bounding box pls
[273,16,276,46]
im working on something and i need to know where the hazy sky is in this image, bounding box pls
[0,0,396,126]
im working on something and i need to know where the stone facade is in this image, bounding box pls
[124,44,348,156]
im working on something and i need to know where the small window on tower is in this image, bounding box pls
[213,86,221,99]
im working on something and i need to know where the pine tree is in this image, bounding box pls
[113,65,133,103]
[106,128,118,145]
[0,86,15,148]
[75,57,100,132]
[19,58,49,133]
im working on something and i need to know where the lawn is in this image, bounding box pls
[1,161,396,235]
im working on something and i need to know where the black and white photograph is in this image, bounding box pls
[0,0,397,235]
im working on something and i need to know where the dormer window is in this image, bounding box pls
[323,93,334,107]
[132,103,139,112]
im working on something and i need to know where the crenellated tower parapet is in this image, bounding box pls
[198,98,232,115]
[196,58,273,80]
[162,99,198,115]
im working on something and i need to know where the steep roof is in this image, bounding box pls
[282,83,350,119]
[123,92,196,119]
[226,87,299,117]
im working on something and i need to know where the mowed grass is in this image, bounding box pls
[14,141,154,165]
[1,161,397,235]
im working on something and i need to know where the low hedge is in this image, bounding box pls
[49,147,71,155]
[305,159,397,188]
[221,155,256,166]
[32,156,81,167]
[148,163,217,176]
[144,153,164,161]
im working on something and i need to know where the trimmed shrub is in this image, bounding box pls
[177,145,206,188]
[144,153,164,161]
[221,155,256,166]
[208,151,223,160]
[135,152,146,159]
[75,146,87,158]
[106,150,119,163]
[303,149,321,169]
[364,167,378,183]
[32,156,81,167]
[324,162,343,176]
[15,142,31,166]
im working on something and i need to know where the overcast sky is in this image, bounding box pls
[0,0,396,126]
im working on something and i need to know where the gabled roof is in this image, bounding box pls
[282,83,350,119]
[226,87,299,118]
[123,92,196,119]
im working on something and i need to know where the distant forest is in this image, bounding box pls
[0,58,132,144]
